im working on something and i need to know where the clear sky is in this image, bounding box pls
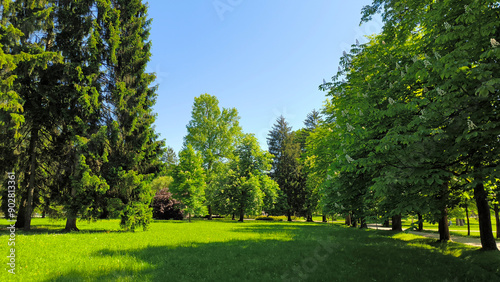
[146,0,381,154]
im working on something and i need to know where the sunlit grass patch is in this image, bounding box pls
[392,232,425,241]
[391,230,480,257]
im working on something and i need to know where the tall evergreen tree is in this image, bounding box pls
[267,116,292,172]
[161,146,178,172]
[100,0,164,231]
[267,116,306,221]
[304,109,322,131]
[297,110,323,221]
[0,0,26,219]
[49,0,112,232]
[1,0,63,230]
[1,0,163,232]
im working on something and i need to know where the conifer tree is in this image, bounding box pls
[267,116,306,221]
[100,0,164,231]
[1,0,62,230]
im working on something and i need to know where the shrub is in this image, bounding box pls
[151,188,184,220]
[255,216,283,221]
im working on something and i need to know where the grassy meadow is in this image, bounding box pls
[1,218,500,281]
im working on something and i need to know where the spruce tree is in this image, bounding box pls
[100,0,164,231]
[0,0,25,219]
[267,116,306,221]
[1,0,62,230]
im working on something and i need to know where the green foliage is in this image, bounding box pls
[150,176,174,194]
[184,93,242,170]
[183,93,242,215]
[296,110,324,220]
[310,0,500,249]
[0,0,65,230]
[0,0,163,231]
[161,146,178,173]
[258,173,280,213]
[171,145,207,219]
[120,201,153,232]
[215,134,278,220]
[97,0,164,230]
[114,170,153,231]
[267,118,307,219]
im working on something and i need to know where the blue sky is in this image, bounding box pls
[146,0,381,153]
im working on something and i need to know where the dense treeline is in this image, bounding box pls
[0,0,163,231]
[169,94,321,223]
[312,0,500,250]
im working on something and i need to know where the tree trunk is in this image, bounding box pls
[24,127,39,231]
[306,215,313,222]
[392,215,402,231]
[287,211,292,222]
[65,215,79,231]
[383,219,390,228]
[99,207,109,219]
[41,198,49,219]
[15,194,27,229]
[232,213,235,220]
[359,217,367,229]
[438,208,450,242]
[188,212,191,223]
[351,215,357,228]
[322,215,327,223]
[207,205,212,220]
[494,204,499,240]
[474,182,498,250]
[418,213,423,231]
[65,185,79,232]
[345,213,351,226]
[238,205,244,222]
[238,212,244,222]
[466,205,470,236]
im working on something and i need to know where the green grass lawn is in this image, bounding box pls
[1,218,500,281]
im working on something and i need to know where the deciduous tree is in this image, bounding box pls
[170,145,206,222]
[184,94,242,219]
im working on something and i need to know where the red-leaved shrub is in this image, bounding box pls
[151,188,184,220]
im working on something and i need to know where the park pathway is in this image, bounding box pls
[367,224,500,249]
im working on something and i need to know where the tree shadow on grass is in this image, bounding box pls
[230,223,330,241]
[367,228,500,276]
[0,224,126,236]
[45,224,500,282]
